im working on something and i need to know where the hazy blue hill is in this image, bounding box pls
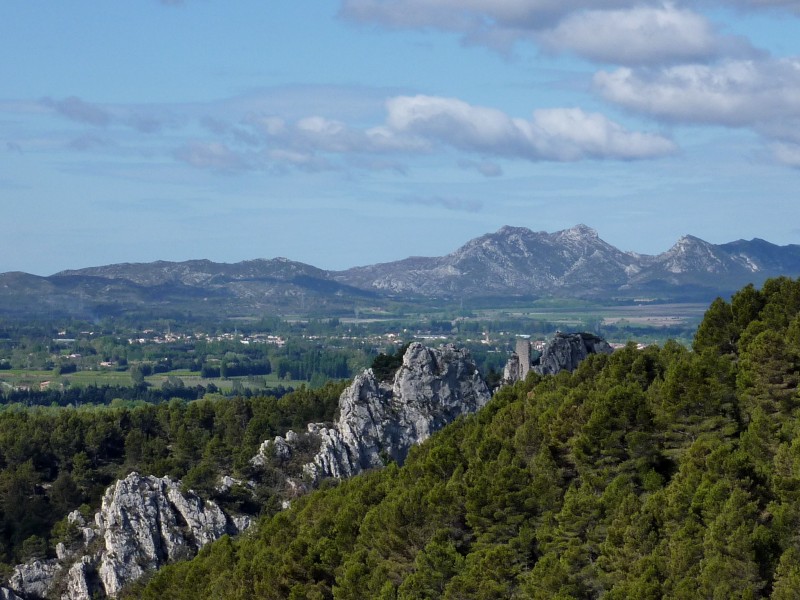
[4,226,800,318]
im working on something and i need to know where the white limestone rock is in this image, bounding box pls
[304,343,491,482]
[6,559,61,599]
[250,430,297,467]
[532,332,613,376]
[4,472,253,600]
[95,473,241,597]
[61,556,98,600]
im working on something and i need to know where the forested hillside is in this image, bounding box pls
[0,382,346,572]
[138,277,800,599]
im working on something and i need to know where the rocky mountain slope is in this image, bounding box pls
[336,225,641,297]
[0,258,376,319]
[2,225,799,318]
[335,225,800,299]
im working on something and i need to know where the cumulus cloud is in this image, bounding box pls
[341,0,800,31]
[176,94,674,172]
[341,1,761,64]
[42,96,111,126]
[594,58,800,127]
[247,113,428,156]
[385,95,676,160]
[537,5,756,65]
[19,88,677,174]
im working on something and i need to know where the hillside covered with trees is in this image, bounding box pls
[135,277,800,599]
[0,382,346,573]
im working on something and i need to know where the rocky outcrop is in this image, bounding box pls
[4,560,61,599]
[94,473,234,596]
[502,352,520,383]
[2,473,251,600]
[4,344,490,599]
[532,332,613,375]
[303,343,491,482]
[503,332,613,383]
[252,343,491,486]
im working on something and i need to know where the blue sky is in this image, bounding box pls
[3,0,800,275]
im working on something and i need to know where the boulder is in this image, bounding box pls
[5,560,61,599]
[532,332,613,375]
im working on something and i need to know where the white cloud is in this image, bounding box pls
[538,5,755,65]
[341,1,761,64]
[177,94,674,172]
[11,87,677,174]
[248,113,428,157]
[341,0,800,31]
[594,58,800,127]
[385,95,676,160]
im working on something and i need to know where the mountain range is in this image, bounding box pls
[2,225,799,319]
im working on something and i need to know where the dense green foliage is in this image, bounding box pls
[139,277,800,599]
[371,344,411,382]
[0,382,346,571]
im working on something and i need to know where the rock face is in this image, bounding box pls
[532,332,613,376]
[252,343,491,485]
[2,473,250,600]
[5,560,60,599]
[305,343,490,482]
[503,332,613,383]
[94,473,233,597]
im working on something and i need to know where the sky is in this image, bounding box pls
[3,0,800,275]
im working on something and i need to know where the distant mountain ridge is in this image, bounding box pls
[2,225,799,318]
[335,224,800,299]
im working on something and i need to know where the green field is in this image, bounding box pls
[0,368,308,393]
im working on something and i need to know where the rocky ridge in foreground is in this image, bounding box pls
[3,338,605,599]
